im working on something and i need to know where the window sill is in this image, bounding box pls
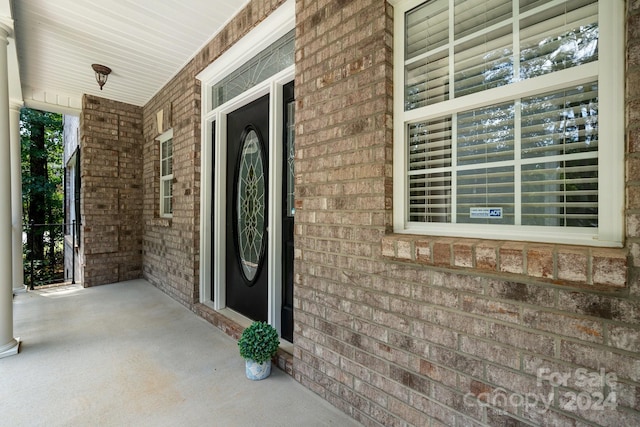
[381,234,627,290]
[151,217,172,227]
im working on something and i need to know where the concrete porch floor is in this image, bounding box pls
[1,279,361,426]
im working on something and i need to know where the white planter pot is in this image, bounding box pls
[245,359,271,380]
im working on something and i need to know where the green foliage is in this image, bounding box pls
[20,108,64,287]
[20,108,64,226]
[238,321,280,364]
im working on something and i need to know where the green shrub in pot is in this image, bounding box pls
[238,321,280,364]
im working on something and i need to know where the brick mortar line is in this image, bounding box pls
[295,344,499,425]
[380,251,628,294]
[303,277,640,358]
[298,333,639,423]
[298,274,640,354]
[298,288,640,375]
[382,248,626,291]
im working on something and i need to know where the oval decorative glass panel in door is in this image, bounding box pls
[236,128,266,283]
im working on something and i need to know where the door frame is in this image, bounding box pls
[196,0,294,338]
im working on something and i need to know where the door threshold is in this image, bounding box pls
[218,307,294,352]
[217,307,254,329]
[194,303,294,375]
[195,303,293,348]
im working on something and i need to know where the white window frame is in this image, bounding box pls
[65,152,77,237]
[158,128,174,218]
[196,0,295,337]
[391,0,625,247]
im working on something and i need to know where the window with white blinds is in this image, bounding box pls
[159,130,173,218]
[394,0,624,246]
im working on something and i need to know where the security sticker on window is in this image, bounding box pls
[470,207,503,219]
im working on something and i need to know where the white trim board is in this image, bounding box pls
[197,0,295,338]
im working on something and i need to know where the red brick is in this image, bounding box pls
[557,248,588,283]
[81,95,143,286]
[591,249,627,287]
[627,185,640,209]
[627,156,640,181]
[459,336,520,369]
[396,239,412,260]
[453,240,475,268]
[527,245,554,279]
[76,2,640,427]
[415,239,432,264]
[522,308,604,343]
[475,241,498,271]
[499,243,524,274]
[608,325,640,352]
[489,323,554,356]
[627,213,640,238]
[461,296,520,323]
[487,280,554,307]
[433,239,453,266]
[629,128,640,153]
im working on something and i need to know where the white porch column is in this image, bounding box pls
[10,101,23,291]
[0,20,19,359]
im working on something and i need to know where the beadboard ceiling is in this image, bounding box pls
[10,0,248,113]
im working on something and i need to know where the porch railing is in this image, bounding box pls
[24,221,77,290]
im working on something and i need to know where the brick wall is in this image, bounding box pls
[80,95,143,286]
[141,68,201,305]
[292,0,640,426]
[140,0,286,306]
[72,0,640,425]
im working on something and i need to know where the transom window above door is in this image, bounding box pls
[211,29,294,110]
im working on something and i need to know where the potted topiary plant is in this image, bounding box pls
[238,321,280,380]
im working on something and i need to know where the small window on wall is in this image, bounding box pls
[159,129,173,218]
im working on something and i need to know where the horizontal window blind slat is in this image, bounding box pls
[521,140,598,157]
[408,117,453,169]
[522,164,597,175]
[520,2,598,79]
[454,29,513,96]
[410,175,451,182]
[406,0,449,59]
[522,202,598,208]
[454,0,512,39]
[407,23,449,54]
[410,160,452,170]
[521,190,598,197]
[456,152,514,164]
[409,128,452,141]
[409,213,451,218]
[521,214,598,218]
[458,195,515,202]
[521,109,599,129]
[522,178,597,187]
[411,201,449,206]
[410,149,452,160]
[458,169,514,179]
[457,139,514,150]
[520,2,598,42]
[406,49,450,109]
[402,0,602,230]
[410,181,451,189]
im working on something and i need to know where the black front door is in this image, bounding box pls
[226,94,270,321]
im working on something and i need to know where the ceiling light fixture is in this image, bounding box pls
[91,64,112,90]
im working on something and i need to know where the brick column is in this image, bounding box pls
[81,95,143,286]
[0,19,19,358]
[10,101,23,291]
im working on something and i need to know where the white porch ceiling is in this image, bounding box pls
[10,0,248,114]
